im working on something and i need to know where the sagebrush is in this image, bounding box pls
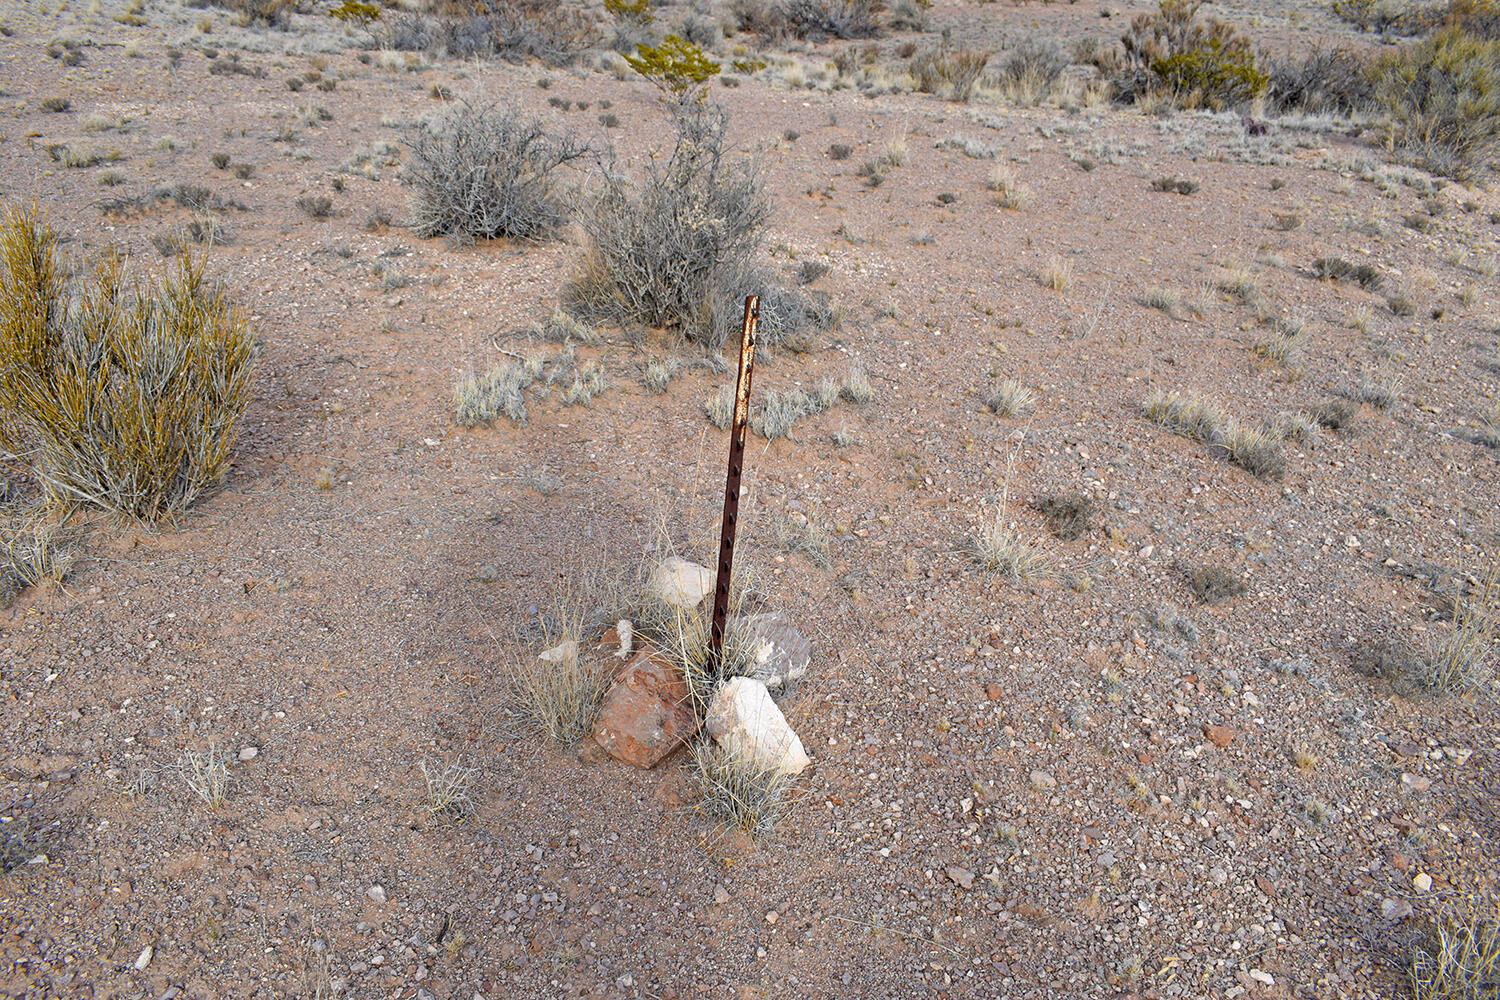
[404,101,586,242]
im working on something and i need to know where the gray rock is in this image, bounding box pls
[741,613,811,689]
[945,866,975,890]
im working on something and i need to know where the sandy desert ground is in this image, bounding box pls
[0,0,1498,998]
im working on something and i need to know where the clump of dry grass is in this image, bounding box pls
[1144,287,1180,317]
[1357,370,1404,410]
[973,469,1052,580]
[1189,563,1247,604]
[1410,898,1500,1000]
[691,740,792,839]
[985,379,1036,418]
[0,205,257,520]
[705,384,734,429]
[0,505,77,599]
[176,746,231,812]
[1143,391,1287,480]
[1036,492,1094,541]
[1040,256,1073,293]
[988,165,1033,210]
[419,760,476,822]
[509,628,610,745]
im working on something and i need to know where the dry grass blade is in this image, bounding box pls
[1411,897,1500,1000]
[508,642,610,745]
[419,760,477,822]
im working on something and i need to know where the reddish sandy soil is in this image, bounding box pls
[1,2,1498,999]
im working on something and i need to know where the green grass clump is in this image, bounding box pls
[0,206,257,520]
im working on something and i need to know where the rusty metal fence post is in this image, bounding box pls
[709,295,759,673]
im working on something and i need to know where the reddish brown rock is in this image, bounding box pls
[984,683,1004,701]
[1202,723,1237,748]
[592,649,698,769]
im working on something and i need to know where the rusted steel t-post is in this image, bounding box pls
[709,295,759,673]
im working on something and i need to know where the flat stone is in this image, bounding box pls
[945,866,975,890]
[592,649,698,769]
[1382,897,1414,920]
[1202,723,1237,748]
[742,613,811,689]
[538,640,578,664]
[648,556,713,610]
[237,746,259,762]
[705,676,810,778]
[1029,770,1057,790]
[984,683,1004,701]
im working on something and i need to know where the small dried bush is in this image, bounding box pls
[567,103,825,350]
[1371,26,1500,180]
[404,101,586,243]
[1116,0,1267,110]
[911,46,990,101]
[0,507,77,602]
[1036,492,1094,541]
[1313,256,1382,290]
[780,0,884,41]
[1263,45,1372,116]
[0,207,257,520]
[380,1,596,65]
[1189,563,1247,604]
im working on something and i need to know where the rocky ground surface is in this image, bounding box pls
[1,1,1498,998]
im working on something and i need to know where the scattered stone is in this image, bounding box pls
[946,866,975,890]
[1414,872,1433,892]
[237,746,259,762]
[538,639,578,664]
[1029,770,1057,790]
[1249,970,1275,986]
[713,884,730,905]
[593,649,698,769]
[1400,772,1430,792]
[764,910,778,924]
[367,885,387,903]
[984,683,1004,701]
[135,945,153,971]
[1202,723,1237,748]
[705,676,811,777]
[613,620,633,660]
[1382,897,1414,920]
[648,556,713,609]
[742,612,812,689]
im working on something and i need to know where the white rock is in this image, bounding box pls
[705,677,810,777]
[238,746,259,762]
[614,620,634,660]
[649,557,713,610]
[1414,873,1433,892]
[1249,970,1274,986]
[538,640,578,664]
[1029,769,1057,790]
[366,885,387,903]
[134,945,153,971]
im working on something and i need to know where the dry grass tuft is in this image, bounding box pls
[1143,391,1286,480]
[690,740,792,839]
[985,379,1037,418]
[419,760,477,822]
[176,747,231,812]
[988,166,1033,210]
[1040,256,1073,293]
[0,206,257,520]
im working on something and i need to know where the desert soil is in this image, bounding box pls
[1,1,1498,998]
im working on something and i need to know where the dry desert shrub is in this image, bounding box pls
[1410,896,1500,1000]
[910,46,990,101]
[0,206,257,520]
[1143,391,1286,480]
[404,101,587,243]
[691,740,793,838]
[566,103,828,350]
